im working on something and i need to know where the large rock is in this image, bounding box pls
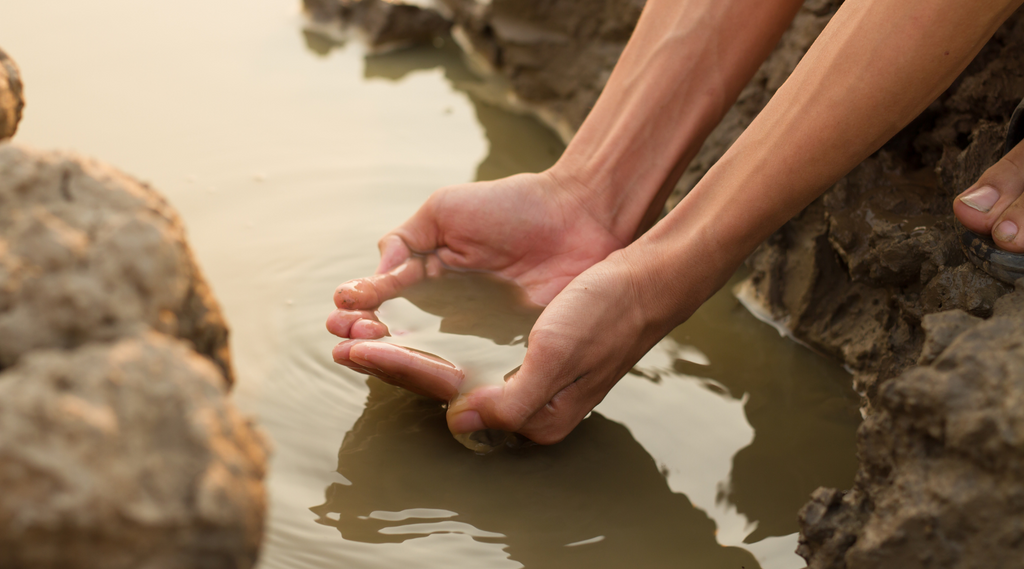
[0,144,233,384]
[0,332,268,569]
[0,145,267,567]
[798,288,1024,568]
[0,47,24,140]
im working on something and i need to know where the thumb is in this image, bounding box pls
[377,197,444,274]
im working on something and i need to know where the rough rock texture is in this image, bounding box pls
[303,0,451,51]
[742,13,1024,401]
[0,47,24,141]
[0,333,268,569]
[0,144,233,384]
[0,145,268,568]
[437,0,645,141]
[798,287,1024,568]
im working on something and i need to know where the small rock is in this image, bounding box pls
[0,47,25,141]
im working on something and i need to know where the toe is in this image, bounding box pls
[954,140,1024,246]
[992,197,1024,253]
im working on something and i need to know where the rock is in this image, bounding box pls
[743,9,1024,392]
[356,0,451,50]
[799,288,1024,568]
[0,145,266,566]
[303,0,451,51]
[440,0,646,141]
[0,144,233,385]
[916,309,982,366]
[0,332,268,569]
[0,47,24,141]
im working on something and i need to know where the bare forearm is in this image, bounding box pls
[641,0,1024,320]
[550,0,804,243]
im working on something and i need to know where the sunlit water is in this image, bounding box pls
[0,1,860,568]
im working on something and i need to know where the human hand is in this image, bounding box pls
[327,170,628,406]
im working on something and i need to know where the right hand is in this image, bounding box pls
[327,170,627,400]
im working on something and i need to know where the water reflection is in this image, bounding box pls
[303,27,565,182]
[312,269,858,568]
[311,378,761,569]
[666,279,860,543]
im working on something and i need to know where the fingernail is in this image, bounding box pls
[448,409,485,435]
[959,186,1000,213]
[994,220,1018,243]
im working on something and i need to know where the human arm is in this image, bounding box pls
[445,0,1024,441]
[327,0,805,401]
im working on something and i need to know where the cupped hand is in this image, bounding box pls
[444,248,689,444]
[327,170,628,405]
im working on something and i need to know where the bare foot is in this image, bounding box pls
[954,138,1024,253]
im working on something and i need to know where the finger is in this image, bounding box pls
[446,332,584,442]
[326,309,388,339]
[332,340,383,377]
[377,194,446,273]
[348,341,464,401]
[954,140,1024,246]
[334,257,426,310]
[332,340,436,398]
[447,378,595,445]
[376,235,412,274]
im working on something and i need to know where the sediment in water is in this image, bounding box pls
[307,1,1024,566]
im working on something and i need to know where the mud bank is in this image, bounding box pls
[0,89,268,567]
[304,1,1024,567]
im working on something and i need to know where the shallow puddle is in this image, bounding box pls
[0,1,860,568]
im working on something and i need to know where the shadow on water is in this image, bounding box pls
[310,378,761,569]
[668,275,861,543]
[303,29,566,181]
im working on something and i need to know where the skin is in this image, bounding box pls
[328,0,1024,444]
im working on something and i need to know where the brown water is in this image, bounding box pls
[0,2,860,568]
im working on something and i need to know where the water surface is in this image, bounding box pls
[0,2,860,568]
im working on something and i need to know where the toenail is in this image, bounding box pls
[994,220,1018,243]
[959,186,1000,213]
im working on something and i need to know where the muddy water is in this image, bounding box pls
[0,1,860,568]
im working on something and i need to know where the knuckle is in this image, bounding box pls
[491,400,532,432]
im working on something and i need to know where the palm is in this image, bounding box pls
[326,171,628,402]
[414,173,623,304]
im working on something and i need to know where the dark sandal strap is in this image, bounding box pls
[1006,97,1024,156]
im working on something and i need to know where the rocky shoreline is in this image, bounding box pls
[304,0,1024,566]
[0,52,267,569]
